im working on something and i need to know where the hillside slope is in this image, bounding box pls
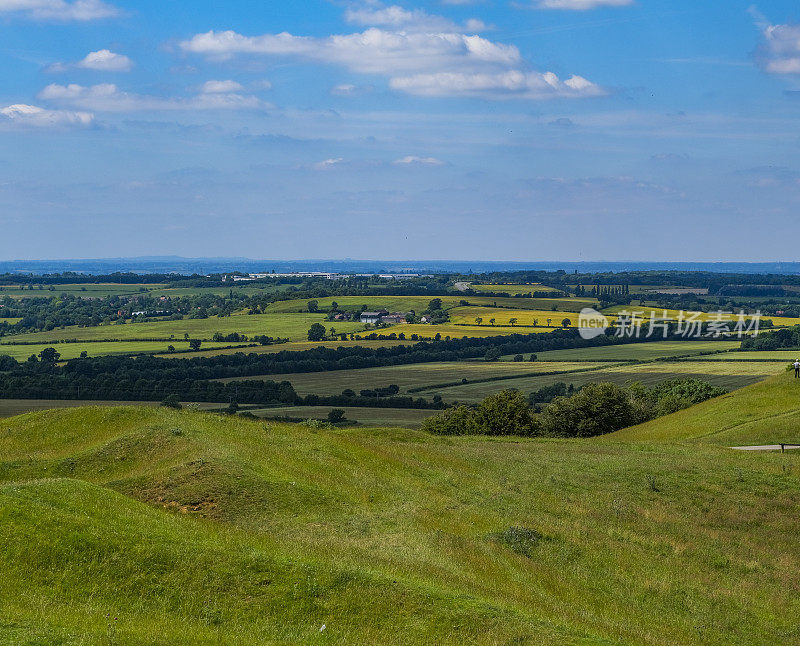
[608,370,800,445]
[1,406,799,644]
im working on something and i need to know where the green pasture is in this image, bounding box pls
[525,340,742,362]
[468,283,562,295]
[266,295,598,314]
[0,399,221,419]
[610,370,800,446]
[218,361,611,395]
[423,359,784,403]
[4,313,366,344]
[0,340,248,361]
[248,406,434,427]
[165,338,414,359]
[0,283,164,298]
[0,405,798,643]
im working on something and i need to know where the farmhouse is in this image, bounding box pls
[381,314,407,325]
[360,310,389,324]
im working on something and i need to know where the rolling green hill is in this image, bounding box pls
[608,370,800,446]
[2,405,800,644]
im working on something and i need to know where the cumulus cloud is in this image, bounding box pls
[201,79,244,93]
[345,4,489,33]
[390,70,604,99]
[0,0,119,21]
[180,29,520,74]
[394,155,445,166]
[38,83,268,112]
[534,0,634,9]
[180,23,602,101]
[48,49,133,73]
[756,22,800,75]
[0,103,94,128]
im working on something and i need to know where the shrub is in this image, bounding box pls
[489,526,544,558]
[160,394,182,410]
[539,382,635,438]
[475,390,539,436]
[327,409,346,424]
[421,406,479,436]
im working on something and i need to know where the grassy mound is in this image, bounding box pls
[2,405,800,644]
[608,370,800,445]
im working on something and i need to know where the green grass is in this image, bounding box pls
[610,370,800,446]
[1,405,799,643]
[164,338,415,358]
[217,361,613,395]
[267,295,599,314]
[248,406,434,427]
[0,399,222,419]
[0,340,249,361]
[526,340,742,362]
[468,283,562,295]
[424,360,784,403]
[0,283,165,298]
[4,313,366,344]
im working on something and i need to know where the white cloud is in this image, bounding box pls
[534,0,634,9]
[394,155,445,166]
[180,26,602,101]
[312,157,345,170]
[78,49,132,71]
[0,103,94,128]
[390,70,605,99]
[48,49,133,73]
[0,0,118,21]
[331,83,357,96]
[345,4,488,33]
[201,79,244,93]
[757,23,800,75]
[38,83,268,112]
[180,29,519,74]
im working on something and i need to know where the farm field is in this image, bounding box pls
[0,283,164,298]
[265,295,598,314]
[0,405,798,643]
[0,282,303,299]
[217,361,613,395]
[450,307,597,328]
[0,318,22,324]
[0,340,249,361]
[467,283,562,295]
[602,305,800,327]
[3,313,366,344]
[249,405,434,427]
[701,350,800,361]
[164,338,415,358]
[422,359,785,403]
[518,340,741,362]
[0,399,221,419]
[379,323,550,340]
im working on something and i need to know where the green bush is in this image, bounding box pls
[421,406,479,436]
[475,390,539,436]
[539,382,636,438]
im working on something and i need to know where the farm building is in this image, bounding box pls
[360,310,389,324]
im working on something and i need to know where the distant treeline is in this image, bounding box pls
[740,325,800,351]
[0,328,727,405]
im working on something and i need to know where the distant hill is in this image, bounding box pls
[4,257,800,276]
[1,405,799,643]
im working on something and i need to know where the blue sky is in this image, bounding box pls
[2,0,800,261]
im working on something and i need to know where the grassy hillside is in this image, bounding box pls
[1,406,799,644]
[607,370,800,446]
